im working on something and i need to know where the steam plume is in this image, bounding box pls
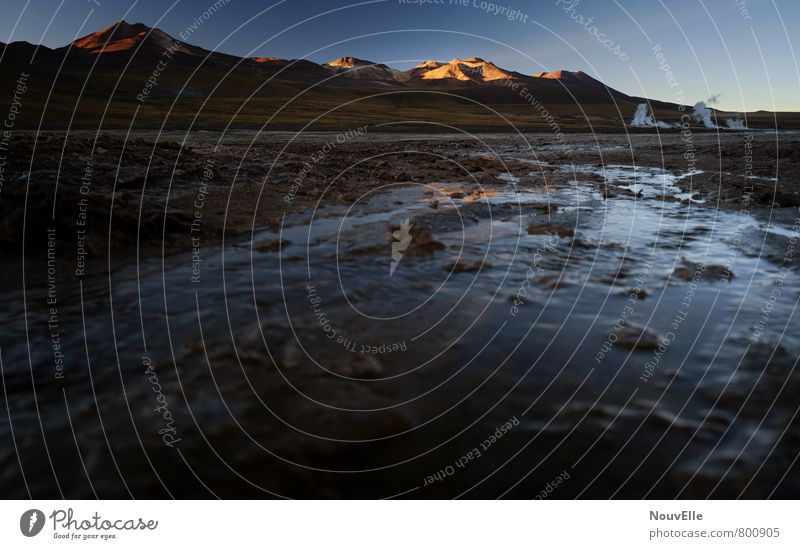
[630,103,649,126]
[725,118,747,130]
[692,101,717,128]
[630,103,671,128]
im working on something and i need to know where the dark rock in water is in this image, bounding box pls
[528,222,574,237]
[598,183,615,199]
[616,323,660,351]
[536,274,571,290]
[340,244,385,259]
[254,238,289,252]
[611,186,640,198]
[405,227,445,256]
[673,258,733,282]
[443,259,491,273]
[653,193,680,202]
[672,264,696,282]
[572,238,624,250]
[702,264,734,280]
[618,287,648,299]
[525,202,558,213]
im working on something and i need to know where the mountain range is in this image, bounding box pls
[0,20,788,130]
[1,21,621,91]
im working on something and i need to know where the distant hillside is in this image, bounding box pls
[1,20,793,130]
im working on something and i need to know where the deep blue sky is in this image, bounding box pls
[3,0,799,111]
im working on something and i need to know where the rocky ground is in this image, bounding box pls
[1,130,796,269]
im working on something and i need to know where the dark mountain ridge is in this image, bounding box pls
[3,20,783,130]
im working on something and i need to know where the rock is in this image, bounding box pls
[529,203,558,213]
[653,194,680,202]
[673,259,732,282]
[528,222,574,237]
[443,259,491,273]
[537,274,570,290]
[599,183,615,199]
[254,238,289,252]
[333,354,383,378]
[405,226,445,256]
[572,238,623,250]
[616,323,660,351]
[618,287,648,299]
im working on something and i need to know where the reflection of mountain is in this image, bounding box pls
[1,20,785,129]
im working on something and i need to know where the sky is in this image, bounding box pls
[2,0,799,111]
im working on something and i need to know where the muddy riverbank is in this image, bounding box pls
[2,130,797,263]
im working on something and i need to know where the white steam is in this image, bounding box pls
[630,103,671,128]
[692,101,717,128]
[630,103,650,126]
[630,95,747,131]
[725,118,747,130]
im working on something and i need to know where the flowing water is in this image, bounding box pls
[2,146,799,498]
